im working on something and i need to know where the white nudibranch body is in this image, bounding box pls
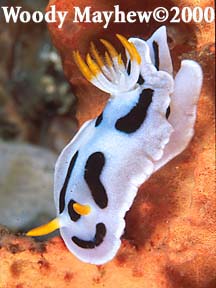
[26,26,203,265]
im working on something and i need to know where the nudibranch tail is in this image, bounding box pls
[90,42,105,69]
[99,38,118,59]
[26,217,60,237]
[86,53,101,76]
[116,34,141,64]
[104,51,113,67]
[73,51,93,81]
[100,38,125,79]
[73,34,141,94]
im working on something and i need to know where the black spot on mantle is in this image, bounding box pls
[68,199,81,222]
[95,112,103,127]
[137,74,145,85]
[72,223,106,249]
[84,152,108,209]
[59,151,79,214]
[152,41,160,71]
[166,106,171,119]
[127,60,131,74]
[127,60,144,85]
[115,88,154,133]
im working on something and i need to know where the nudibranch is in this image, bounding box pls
[26,26,203,265]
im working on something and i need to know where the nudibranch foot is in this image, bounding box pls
[153,59,203,172]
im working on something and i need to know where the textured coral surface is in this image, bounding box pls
[0,0,215,287]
